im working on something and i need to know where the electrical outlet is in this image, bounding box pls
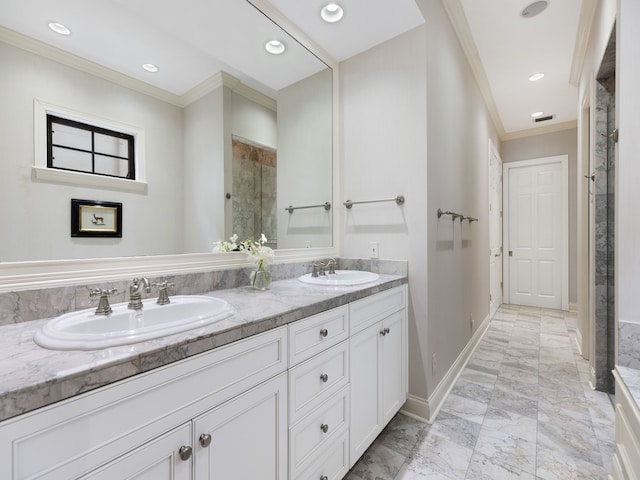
[432,353,437,375]
[305,240,311,248]
[369,241,379,259]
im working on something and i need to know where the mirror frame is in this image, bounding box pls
[0,0,341,293]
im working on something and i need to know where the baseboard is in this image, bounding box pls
[589,366,597,390]
[574,327,584,357]
[402,313,491,423]
[569,302,578,313]
[400,395,429,423]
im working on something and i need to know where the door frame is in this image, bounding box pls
[503,155,569,311]
[488,139,503,318]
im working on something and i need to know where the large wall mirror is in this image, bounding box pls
[0,0,334,275]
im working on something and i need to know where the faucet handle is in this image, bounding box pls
[132,277,152,293]
[89,288,118,316]
[151,281,175,305]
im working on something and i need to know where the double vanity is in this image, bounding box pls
[0,267,408,480]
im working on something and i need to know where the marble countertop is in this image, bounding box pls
[0,274,406,423]
[617,365,640,409]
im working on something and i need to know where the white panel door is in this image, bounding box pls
[507,160,565,309]
[489,141,503,318]
[82,424,192,480]
[194,373,287,480]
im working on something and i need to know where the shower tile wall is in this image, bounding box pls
[594,81,615,392]
[231,138,277,247]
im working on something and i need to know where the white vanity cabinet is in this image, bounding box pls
[0,282,408,480]
[0,326,288,480]
[349,286,408,467]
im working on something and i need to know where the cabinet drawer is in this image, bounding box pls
[289,386,349,477]
[0,327,287,480]
[289,306,349,366]
[293,429,349,480]
[289,341,349,425]
[350,285,406,334]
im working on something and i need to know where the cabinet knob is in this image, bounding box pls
[320,423,329,433]
[178,445,193,461]
[380,329,386,336]
[385,327,390,334]
[320,476,328,480]
[320,373,329,383]
[319,328,328,337]
[199,433,212,448]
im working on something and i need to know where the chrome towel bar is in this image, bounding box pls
[344,195,405,209]
[285,202,331,214]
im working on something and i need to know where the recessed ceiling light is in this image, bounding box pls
[265,40,286,55]
[142,63,159,73]
[321,3,344,23]
[48,22,71,36]
[529,72,545,82]
[521,1,549,19]
[531,111,544,118]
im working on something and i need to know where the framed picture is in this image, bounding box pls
[71,199,122,237]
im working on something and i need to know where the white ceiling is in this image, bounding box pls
[269,0,583,137]
[0,0,583,136]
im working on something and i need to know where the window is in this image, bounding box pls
[47,115,135,180]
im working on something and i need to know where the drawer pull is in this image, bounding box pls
[320,328,328,337]
[178,445,193,461]
[380,327,390,336]
[320,423,329,433]
[320,476,328,480]
[320,373,329,383]
[199,433,212,448]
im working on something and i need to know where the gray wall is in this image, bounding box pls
[501,128,578,305]
[341,0,499,408]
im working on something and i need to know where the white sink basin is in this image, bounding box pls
[298,270,379,286]
[34,295,234,350]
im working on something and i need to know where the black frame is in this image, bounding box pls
[71,199,123,238]
[48,114,135,180]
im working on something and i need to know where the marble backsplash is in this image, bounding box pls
[0,258,408,326]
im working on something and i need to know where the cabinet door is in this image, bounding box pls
[81,424,192,480]
[349,322,382,466]
[194,373,287,480]
[381,310,406,424]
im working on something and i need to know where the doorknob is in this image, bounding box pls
[509,251,513,257]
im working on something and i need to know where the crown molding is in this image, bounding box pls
[1,26,277,111]
[441,0,506,139]
[0,26,184,107]
[501,120,578,142]
[569,0,598,87]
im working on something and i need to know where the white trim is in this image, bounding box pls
[503,155,570,311]
[501,120,578,142]
[402,313,491,423]
[33,99,148,191]
[574,328,584,357]
[0,247,338,293]
[569,0,599,87]
[488,138,503,319]
[441,0,505,139]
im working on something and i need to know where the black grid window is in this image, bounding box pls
[47,115,135,180]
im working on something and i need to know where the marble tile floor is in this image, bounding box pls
[345,304,616,480]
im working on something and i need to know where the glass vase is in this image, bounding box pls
[251,268,271,290]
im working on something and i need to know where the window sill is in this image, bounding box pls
[32,167,148,193]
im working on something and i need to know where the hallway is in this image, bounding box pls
[346,305,615,479]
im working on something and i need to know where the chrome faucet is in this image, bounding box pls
[128,277,151,310]
[326,258,337,275]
